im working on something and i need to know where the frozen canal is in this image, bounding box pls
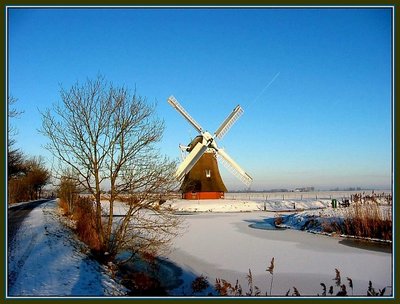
[165,212,392,296]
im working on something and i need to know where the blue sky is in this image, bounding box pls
[8,7,393,190]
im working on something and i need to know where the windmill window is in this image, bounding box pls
[205,169,211,178]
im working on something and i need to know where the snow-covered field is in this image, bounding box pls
[7,191,393,298]
[163,194,393,297]
[164,211,392,296]
[169,198,328,213]
[225,190,391,201]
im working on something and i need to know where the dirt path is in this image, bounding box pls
[8,199,51,243]
[7,200,127,296]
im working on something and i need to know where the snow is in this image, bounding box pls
[169,198,328,213]
[165,211,392,296]
[7,200,128,297]
[8,193,393,298]
[163,196,393,297]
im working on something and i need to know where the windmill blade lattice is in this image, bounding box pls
[175,141,208,180]
[168,96,203,133]
[216,149,253,186]
[214,105,243,139]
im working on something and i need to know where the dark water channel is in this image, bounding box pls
[115,253,185,295]
[247,217,287,231]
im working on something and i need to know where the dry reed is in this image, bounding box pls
[58,198,69,215]
[73,196,101,251]
[326,202,392,240]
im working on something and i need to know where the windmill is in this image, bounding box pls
[167,95,252,200]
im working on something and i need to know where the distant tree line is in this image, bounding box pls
[8,96,50,204]
[229,187,315,193]
[329,187,363,191]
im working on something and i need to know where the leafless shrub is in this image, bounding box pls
[57,170,80,215]
[191,275,209,294]
[8,156,51,204]
[73,196,101,251]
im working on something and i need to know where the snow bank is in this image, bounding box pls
[8,200,128,297]
[167,198,328,213]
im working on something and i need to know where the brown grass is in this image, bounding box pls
[326,202,392,240]
[57,195,101,252]
[72,196,101,251]
[58,198,69,215]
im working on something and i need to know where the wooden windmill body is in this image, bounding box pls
[180,136,227,199]
[167,96,252,200]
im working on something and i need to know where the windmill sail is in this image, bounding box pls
[217,148,253,186]
[175,141,208,180]
[168,96,203,133]
[214,105,243,139]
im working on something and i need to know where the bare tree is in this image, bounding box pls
[40,76,181,261]
[7,96,26,180]
[8,148,26,181]
[8,95,24,119]
[57,168,81,214]
[8,156,50,203]
[7,97,50,203]
[24,156,51,199]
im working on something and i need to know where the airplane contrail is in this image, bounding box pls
[248,71,280,108]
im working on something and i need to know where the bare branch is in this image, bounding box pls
[40,75,181,259]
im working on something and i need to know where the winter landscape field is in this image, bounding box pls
[7,6,394,301]
[7,190,393,298]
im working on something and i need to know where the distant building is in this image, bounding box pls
[294,187,315,192]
